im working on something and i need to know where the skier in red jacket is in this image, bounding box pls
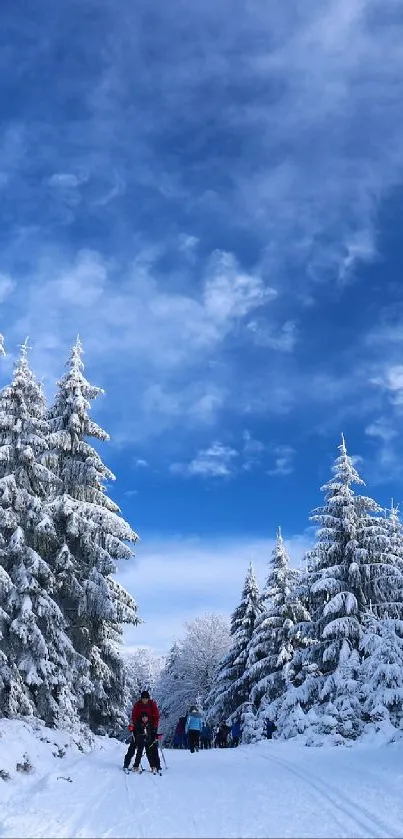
[130,690,160,731]
[123,690,161,772]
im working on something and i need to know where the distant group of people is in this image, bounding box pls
[173,712,243,751]
[123,690,277,772]
[213,718,241,747]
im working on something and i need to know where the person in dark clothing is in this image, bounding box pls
[217,721,231,747]
[174,716,187,749]
[123,712,161,773]
[266,719,276,739]
[231,718,241,747]
[179,715,188,749]
[200,723,212,749]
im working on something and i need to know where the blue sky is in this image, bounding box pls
[2,0,403,654]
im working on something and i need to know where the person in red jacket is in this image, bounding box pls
[131,690,160,731]
[123,691,160,772]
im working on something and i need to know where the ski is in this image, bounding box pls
[122,767,162,775]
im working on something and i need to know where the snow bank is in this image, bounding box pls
[0,717,94,805]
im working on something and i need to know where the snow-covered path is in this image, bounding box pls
[1,729,403,838]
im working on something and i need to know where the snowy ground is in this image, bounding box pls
[1,720,403,838]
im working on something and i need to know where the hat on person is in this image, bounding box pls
[141,690,150,699]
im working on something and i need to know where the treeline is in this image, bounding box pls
[0,337,138,734]
[206,438,403,745]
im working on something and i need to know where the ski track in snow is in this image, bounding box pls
[259,751,398,839]
[1,737,403,838]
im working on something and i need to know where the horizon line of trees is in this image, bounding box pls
[0,334,139,735]
[206,436,403,745]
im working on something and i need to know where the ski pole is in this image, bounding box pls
[158,736,168,770]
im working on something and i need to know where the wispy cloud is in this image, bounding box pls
[171,441,238,478]
[1,245,274,440]
[242,430,266,471]
[246,319,298,352]
[267,445,296,477]
[372,365,403,407]
[363,417,403,486]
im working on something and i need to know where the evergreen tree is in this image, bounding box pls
[247,528,310,739]
[360,612,403,734]
[0,345,84,725]
[384,501,403,580]
[282,436,403,742]
[207,563,261,726]
[46,338,139,732]
[305,438,379,690]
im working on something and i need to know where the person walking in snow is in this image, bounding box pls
[123,711,161,773]
[200,723,213,749]
[185,706,203,753]
[231,718,241,747]
[266,719,276,740]
[217,721,230,748]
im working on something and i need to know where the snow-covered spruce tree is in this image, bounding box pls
[206,562,261,727]
[245,529,310,742]
[360,612,403,737]
[268,559,316,741]
[0,345,85,726]
[46,338,139,733]
[293,436,403,743]
[383,501,403,580]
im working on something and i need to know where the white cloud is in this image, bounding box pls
[171,441,238,478]
[47,173,87,189]
[267,445,296,477]
[203,251,275,322]
[365,419,398,443]
[3,245,276,443]
[0,274,15,302]
[52,249,107,307]
[242,430,266,471]
[371,365,403,406]
[116,531,312,654]
[247,319,297,352]
[364,417,403,485]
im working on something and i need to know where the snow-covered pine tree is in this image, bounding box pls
[383,501,403,580]
[294,435,402,742]
[0,344,85,726]
[360,611,403,736]
[46,337,139,733]
[246,528,309,741]
[206,562,261,727]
